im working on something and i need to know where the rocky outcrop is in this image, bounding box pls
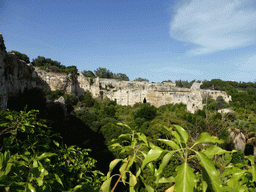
[218,108,235,114]
[0,33,38,113]
[0,33,7,113]
[33,67,76,94]
[187,81,203,113]
[228,128,256,159]
[0,33,232,114]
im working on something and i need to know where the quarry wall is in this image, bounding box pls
[0,33,232,114]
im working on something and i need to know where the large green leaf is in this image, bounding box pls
[116,123,131,130]
[100,177,112,192]
[175,163,195,192]
[245,155,256,182]
[137,132,148,147]
[129,171,137,192]
[174,125,188,143]
[202,145,227,159]
[54,173,64,187]
[107,159,122,178]
[172,131,181,144]
[141,147,163,170]
[225,167,247,190]
[196,152,222,191]
[155,151,175,179]
[37,152,57,160]
[157,176,175,184]
[157,139,179,150]
[127,154,136,171]
[193,132,224,147]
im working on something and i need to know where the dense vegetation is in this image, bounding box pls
[10,50,30,63]
[1,50,256,191]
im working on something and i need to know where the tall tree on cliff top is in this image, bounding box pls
[94,67,113,78]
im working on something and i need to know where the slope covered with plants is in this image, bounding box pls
[1,51,256,191]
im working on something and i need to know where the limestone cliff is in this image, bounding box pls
[0,34,232,114]
[0,33,37,113]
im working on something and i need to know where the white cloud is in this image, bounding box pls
[170,0,256,55]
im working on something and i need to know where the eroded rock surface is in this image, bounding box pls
[0,34,232,114]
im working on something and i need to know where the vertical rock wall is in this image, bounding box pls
[0,33,7,113]
[0,34,37,113]
[0,33,232,114]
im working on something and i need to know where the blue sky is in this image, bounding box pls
[1,0,256,83]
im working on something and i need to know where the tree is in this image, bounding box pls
[114,73,129,81]
[133,103,157,121]
[133,77,149,82]
[216,96,228,110]
[10,50,30,63]
[81,70,96,78]
[80,91,95,107]
[94,67,113,78]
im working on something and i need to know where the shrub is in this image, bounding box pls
[0,108,105,191]
[63,93,78,106]
[80,91,95,107]
[101,123,256,192]
[133,103,157,121]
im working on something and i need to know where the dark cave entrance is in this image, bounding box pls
[143,98,147,103]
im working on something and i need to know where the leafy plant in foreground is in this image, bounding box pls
[101,123,256,192]
[0,107,105,191]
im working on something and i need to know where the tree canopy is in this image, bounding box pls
[92,67,129,81]
[133,77,149,82]
[10,50,30,63]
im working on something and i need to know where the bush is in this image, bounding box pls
[133,103,157,121]
[231,150,245,164]
[63,93,78,106]
[80,91,95,107]
[0,108,105,191]
[102,123,256,192]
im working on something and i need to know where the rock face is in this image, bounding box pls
[0,34,232,114]
[218,108,235,114]
[187,82,203,113]
[0,33,37,113]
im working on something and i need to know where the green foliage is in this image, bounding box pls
[175,79,196,88]
[0,107,105,191]
[10,50,30,63]
[43,89,64,100]
[93,67,129,81]
[63,93,78,106]
[114,73,129,81]
[231,150,245,164]
[79,91,95,108]
[133,77,149,82]
[94,67,113,78]
[101,123,256,192]
[81,70,96,78]
[32,56,78,78]
[133,103,157,121]
[216,96,229,110]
